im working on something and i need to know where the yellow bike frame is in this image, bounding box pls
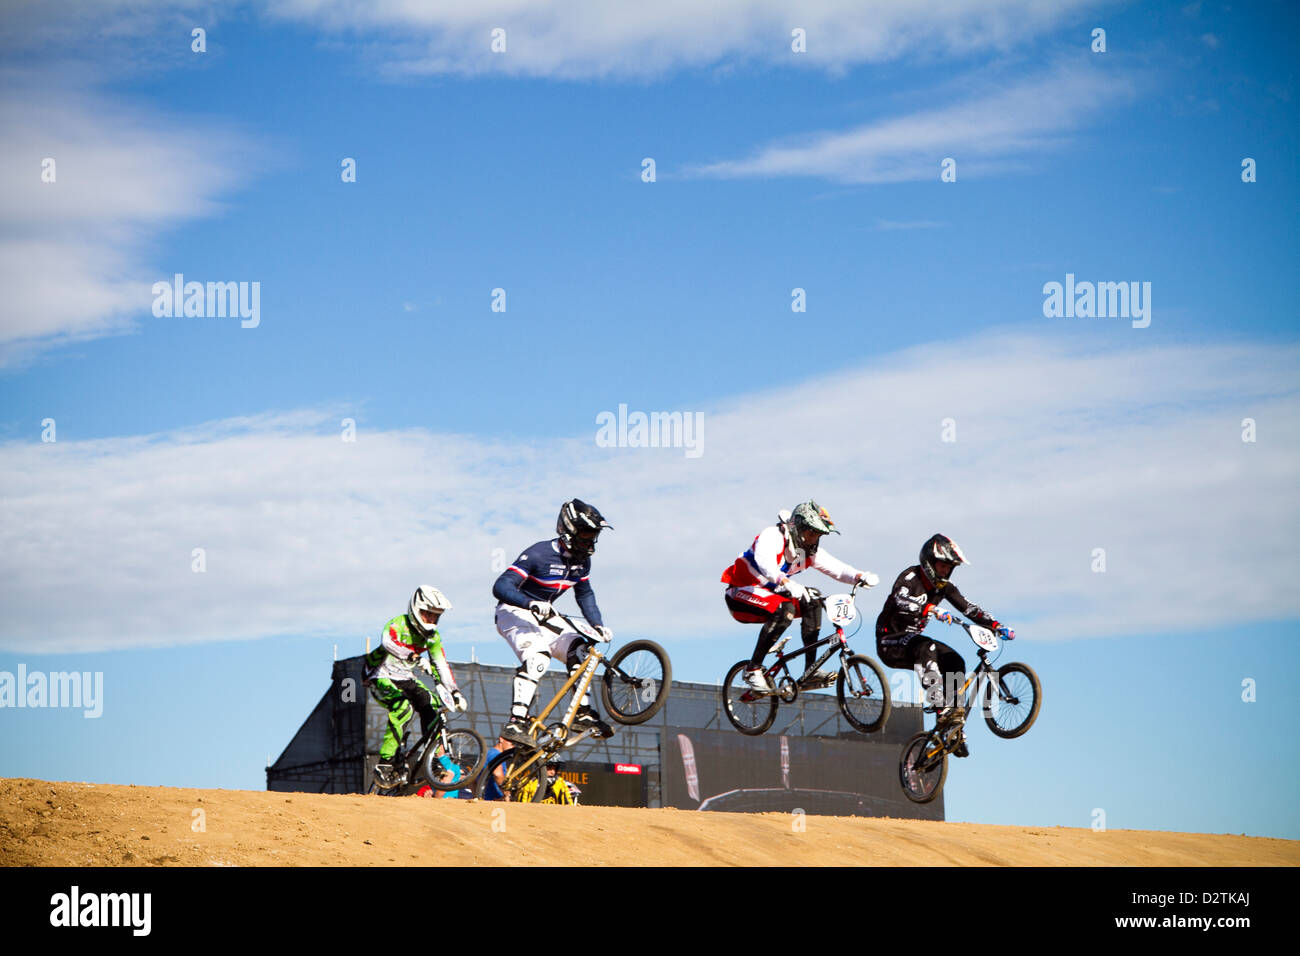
[497,644,607,792]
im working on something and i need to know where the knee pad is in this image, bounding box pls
[915,662,943,706]
[517,652,549,684]
[512,653,550,717]
[761,604,796,640]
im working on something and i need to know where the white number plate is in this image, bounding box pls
[827,594,857,626]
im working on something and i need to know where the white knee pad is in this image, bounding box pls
[915,661,943,707]
[521,652,549,682]
[511,651,550,715]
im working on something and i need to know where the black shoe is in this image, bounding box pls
[501,718,535,747]
[574,706,613,739]
[953,739,970,758]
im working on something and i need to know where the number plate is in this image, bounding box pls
[969,625,999,651]
[570,618,599,640]
[827,594,857,626]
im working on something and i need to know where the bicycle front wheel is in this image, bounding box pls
[722,660,778,736]
[473,747,546,802]
[601,640,671,724]
[982,662,1042,739]
[836,654,891,734]
[899,731,947,804]
[422,727,487,791]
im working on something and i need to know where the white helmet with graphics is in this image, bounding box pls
[408,585,452,636]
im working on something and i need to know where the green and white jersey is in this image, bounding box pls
[364,614,454,687]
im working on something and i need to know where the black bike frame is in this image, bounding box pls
[754,582,870,688]
[373,718,446,793]
[401,719,442,772]
[958,648,996,712]
[761,627,850,685]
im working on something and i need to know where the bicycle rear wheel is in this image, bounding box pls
[899,731,947,804]
[422,727,487,791]
[981,662,1042,739]
[722,660,778,736]
[601,640,671,724]
[474,747,547,802]
[835,654,891,734]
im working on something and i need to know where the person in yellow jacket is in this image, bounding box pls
[520,764,578,804]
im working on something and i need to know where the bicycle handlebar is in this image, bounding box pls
[799,577,868,607]
[927,607,1015,640]
[529,605,606,644]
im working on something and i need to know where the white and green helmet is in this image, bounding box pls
[408,585,452,636]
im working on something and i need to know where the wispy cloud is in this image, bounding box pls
[2,332,1296,653]
[688,60,1137,183]
[0,83,258,364]
[6,0,1102,80]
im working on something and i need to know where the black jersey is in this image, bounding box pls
[875,565,997,653]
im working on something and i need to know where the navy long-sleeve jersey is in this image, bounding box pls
[492,538,603,628]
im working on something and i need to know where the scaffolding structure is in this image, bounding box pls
[267,655,935,816]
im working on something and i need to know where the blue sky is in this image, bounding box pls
[1,1,1298,840]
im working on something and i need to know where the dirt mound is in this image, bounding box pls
[1,778,1294,867]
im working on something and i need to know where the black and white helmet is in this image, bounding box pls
[408,585,452,636]
[557,499,612,557]
[919,534,969,585]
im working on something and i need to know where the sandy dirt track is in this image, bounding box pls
[1,778,1295,867]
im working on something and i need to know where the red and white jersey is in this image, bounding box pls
[721,525,861,591]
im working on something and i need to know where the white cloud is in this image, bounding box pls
[310,0,1097,79]
[7,0,1100,79]
[0,86,257,363]
[2,332,1296,655]
[689,61,1136,183]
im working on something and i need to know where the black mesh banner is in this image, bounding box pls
[663,726,944,819]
